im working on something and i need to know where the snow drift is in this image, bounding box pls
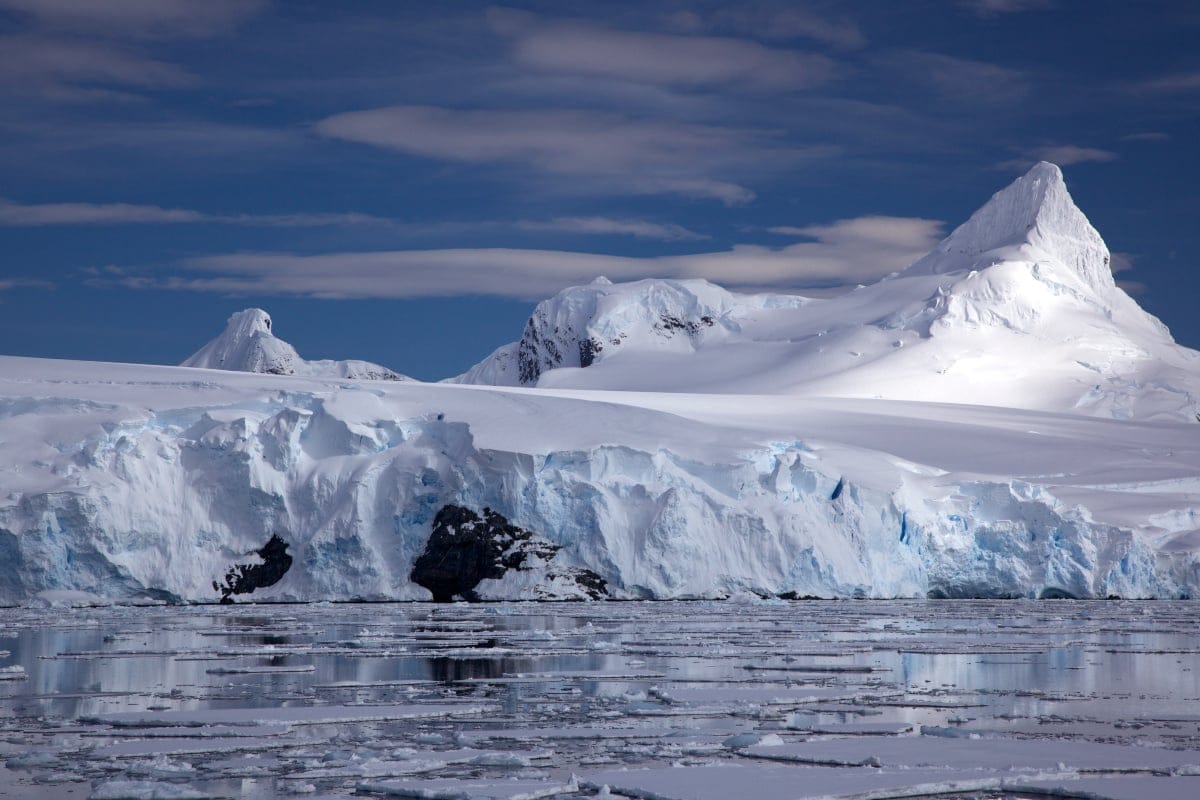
[1,163,1199,604]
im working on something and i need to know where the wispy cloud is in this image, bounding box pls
[1000,145,1117,170]
[0,277,55,296]
[1032,145,1117,165]
[315,104,829,204]
[960,0,1054,16]
[514,217,708,241]
[1136,70,1200,93]
[105,215,943,300]
[879,51,1028,105]
[1121,131,1171,142]
[664,5,865,49]
[0,199,714,244]
[0,34,197,101]
[489,10,836,92]
[0,198,398,227]
[0,0,268,39]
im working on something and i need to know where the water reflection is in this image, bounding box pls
[2,601,1200,798]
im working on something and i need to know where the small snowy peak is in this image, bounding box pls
[183,309,301,375]
[452,278,808,386]
[908,162,1113,294]
[182,308,409,381]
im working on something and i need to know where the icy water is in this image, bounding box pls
[2,602,1200,800]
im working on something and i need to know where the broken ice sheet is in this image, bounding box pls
[4,600,1200,797]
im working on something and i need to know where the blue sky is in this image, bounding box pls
[0,0,1197,380]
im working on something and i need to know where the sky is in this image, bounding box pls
[0,0,1198,381]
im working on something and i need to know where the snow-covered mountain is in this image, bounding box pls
[1,163,1199,605]
[183,308,408,382]
[456,163,1199,421]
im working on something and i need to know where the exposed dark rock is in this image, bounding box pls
[579,337,603,368]
[214,534,293,603]
[411,505,607,602]
[654,314,716,338]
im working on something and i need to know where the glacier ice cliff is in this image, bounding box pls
[0,356,1198,604]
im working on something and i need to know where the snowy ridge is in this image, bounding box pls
[451,277,809,387]
[907,161,1113,292]
[457,163,1200,421]
[183,308,408,381]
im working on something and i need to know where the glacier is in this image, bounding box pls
[2,162,1200,604]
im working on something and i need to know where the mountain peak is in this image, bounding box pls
[908,161,1113,291]
[182,308,408,381]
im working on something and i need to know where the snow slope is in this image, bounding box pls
[183,308,408,382]
[456,164,1200,422]
[1,163,1198,604]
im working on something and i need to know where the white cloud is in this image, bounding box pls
[315,104,828,204]
[0,198,396,227]
[490,11,835,91]
[1121,131,1171,143]
[0,0,268,39]
[880,51,1027,105]
[960,0,1054,16]
[1032,145,1117,165]
[112,215,944,300]
[0,199,712,242]
[665,6,865,49]
[0,198,202,225]
[0,277,54,292]
[998,145,1118,171]
[1137,71,1200,93]
[0,34,197,97]
[1109,252,1135,274]
[515,217,708,241]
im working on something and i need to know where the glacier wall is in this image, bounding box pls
[1,373,1195,604]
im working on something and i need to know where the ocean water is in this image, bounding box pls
[2,600,1199,799]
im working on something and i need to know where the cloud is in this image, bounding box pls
[315,104,828,204]
[1121,131,1171,142]
[108,215,944,300]
[878,51,1027,105]
[1032,145,1117,165]
[515,217,708,241]
[998,145,1118,171]
[0,277,54,291]
[665,5,865,49]
[1136,71,1200,93]
[1109,252,1135,274]
[0,0,268,39]
[960,0,1054,16]
[0,34,196,99]
[0,198,395,227]
[0,200,712,245]
[490,12,835,92]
